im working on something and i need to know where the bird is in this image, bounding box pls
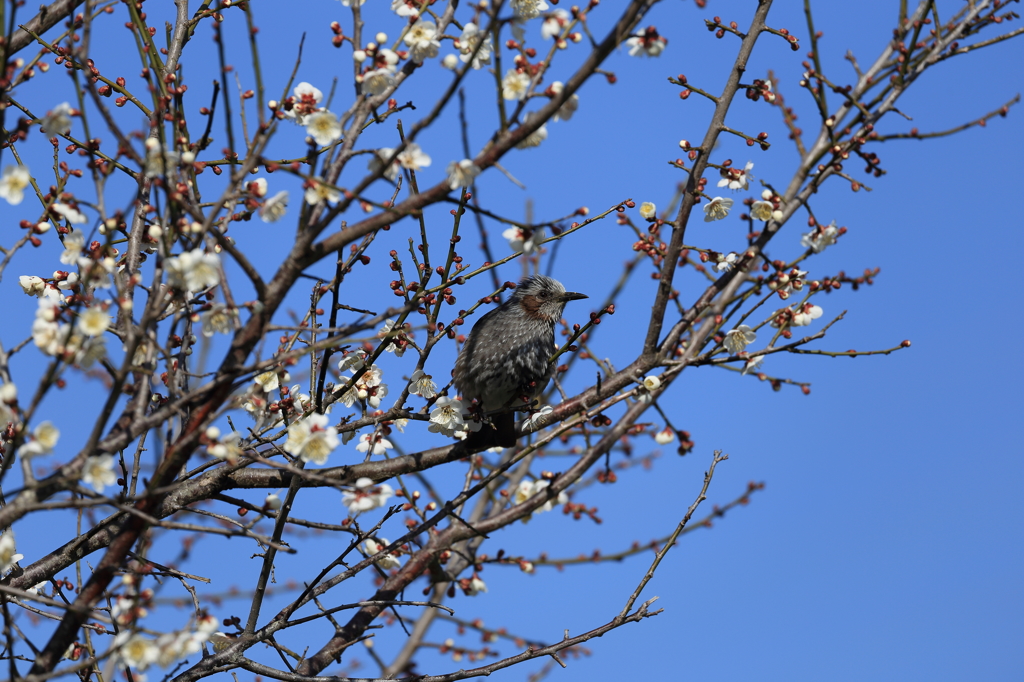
[453,275,587,447]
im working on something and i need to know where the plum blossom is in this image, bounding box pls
[334,353,388,408]
[18,420,60,458]
[801,221,840,253]
[200,305,238,337]
[703,196,734,222]
[143,139,180,178]
[502,226,538,254]
[0,165,31,205]
[723,325,757,354]
[717,161,754,191]
[404,20,440,62]
[19,275,47,297]
[81,454,117,492]
[750,200,774,221]
[514,478,568,517]
[365,537,401,569]
[502,69,531,101]
[639,202,657,220]
[515,112,547,149]
[342,477,394,514]
[305,110,343,146]
[627,27,667,57]
[654,427,675,445]
[112,633,159,670]
[283,413,339,465]
[391,0,419,17]
[715,252,739,272]
[549,81,579,121]
[304,179,341,205]
[541,9,570,39]
[409,370,437,399]
[206,426,245,463]
[458,23,492,69]
[742,356,764,376]
[464,575,488,595]
[378,319,407,355]
[512,0,549,19]
[77,305,110,337]
[355,432,394,456]
[259,190,289,223]
[791,304,824,327]
[0,534,24,573]
[428,396,466,437]
[284,82,323,125]
[164,248,220,292]
[446,159,479,189]
[40,102,73,136]
[52,202,87,224]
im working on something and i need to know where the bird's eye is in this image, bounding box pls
[539,290,550,299]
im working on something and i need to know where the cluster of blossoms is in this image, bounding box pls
[750,189,785,222]
[29,284,107,367]
[514,478,569,522]
[111,614,222,671]
[771,303,825,328]
[626,26,668,57]
[335,352,389,409]
[342,477,394,515]
[283,413,340,465]
[428,396,481,439]
[801,220,842,253]
[718,160,755,191]
[164,247,221,293]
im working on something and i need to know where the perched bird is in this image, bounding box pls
[454,275,587,447]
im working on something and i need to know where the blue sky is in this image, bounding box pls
[2,1,1022,680]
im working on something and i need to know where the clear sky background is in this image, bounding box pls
[3,1,1022,680]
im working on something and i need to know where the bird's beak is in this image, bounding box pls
[560,291,588,302]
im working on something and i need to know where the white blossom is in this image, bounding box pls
[77,306,110,337]
[254,370,280,393]
[791,304,824,327]
[750,200,774,221]
[801,221,840,253]
[259,190,289,223]
[0,165,32,205]
[0,534,24,573]
[703,196,734,222]
[378,319,406,355]
[283,413,339,465]
[304,180,341,205]
[164,248,220,292]
[742,356,764,376]
[502,226,538,254]
[502,69,531,101]
[200,305,238,337]
[18,420,60,458]
[429,396,466,437]
[409,370,437,399]
[404,20,440,62]
[654,427,675,445]
[512,0,549,20]
[144,139,180,178]
[549,81,579,121]
[82,454,117,492]
[19,275,47,297]
[284,82,324,125]
[715,252,739,272]
[723,325,757,354]
[515,112,548,149]
[446,159,479,189]
[113,633,159,671]
[40,102,73,136]
[355,432,394,456]
[465,575,488,595]
[342,477,394,514]
[639,202,657,220]
[365,537,401,569]
[362,67,396,96]
[458,23,492,69]
[305,110,343,146]
[541,9,570,40]
[717,161,754,191]
[626,28,667,57]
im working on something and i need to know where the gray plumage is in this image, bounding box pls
[454,275,586,447]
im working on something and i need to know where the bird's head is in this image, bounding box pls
[510,275,587,322]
